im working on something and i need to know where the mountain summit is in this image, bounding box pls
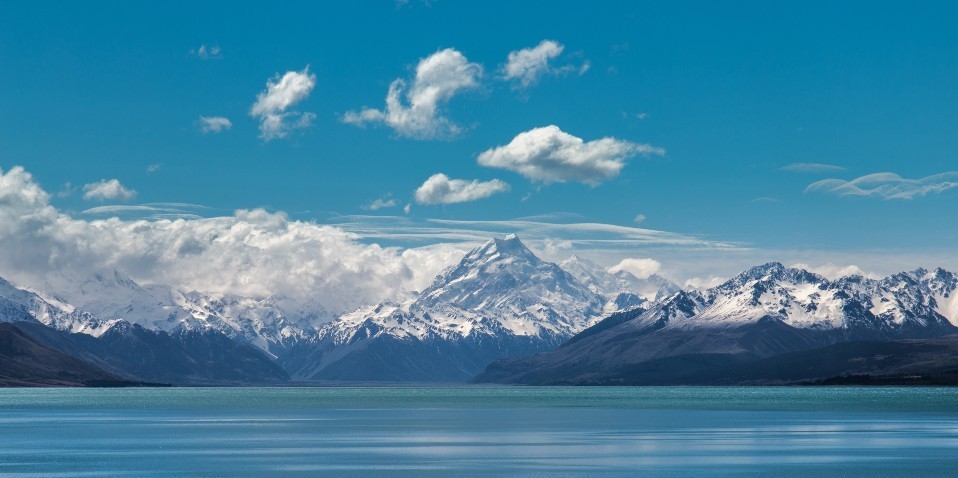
[286,235,606,381]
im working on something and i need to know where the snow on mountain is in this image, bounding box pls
[319,234,606,345]
[19,270,329,356]
[618,262,958,334]
[559,255,679,313]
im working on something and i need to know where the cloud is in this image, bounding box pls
[684,276,727,290]
[789,262,879,280]
[608,258,662,279]
[146,164,161,173]
[82,179,137,202]
[806,172,958,200]
[501,40,565,88]
[414,173,510,205]
[477,125,665,185]
[191,44,222,60]
[250,67,316,141]
[343,48,482,140]
[780,162,846,173]
[633,214,646,224]
[363,198,397,211]
[0,166,462,314]
[198,116,232,134]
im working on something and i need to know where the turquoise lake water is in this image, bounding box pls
[2,386,958,477]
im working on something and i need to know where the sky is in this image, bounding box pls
[0,1,956,304]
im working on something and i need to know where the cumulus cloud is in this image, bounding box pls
[414,173,509,205]
[191,44,222,60]
[198,116,232,134]
[82,179,137,202]
[608,258,662,280]
[477,125,665,185]
[806,172,958,200]
[780,162,845,173]
[343,48,482,140]
[0,166,461,315]
[363,198,397,211]
[250,67,316,141]
[501,40,567,88]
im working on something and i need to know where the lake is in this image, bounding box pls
[1,386,958,476]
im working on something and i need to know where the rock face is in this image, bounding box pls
[286,235,608,381]
[475,263,958,385]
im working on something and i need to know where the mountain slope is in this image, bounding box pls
[0,322,142,387]
[287,235,606,381]
[475,263,958,385]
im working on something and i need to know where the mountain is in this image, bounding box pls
[286,234,607,381]
[559,255,679,313]
[475,263,958,385]
[30,270,326,357]
[0,322,144,387]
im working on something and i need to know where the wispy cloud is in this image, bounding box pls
[81,179,137,202]
[362,197,398,211]
[806,172,958,200]
[414,173,509,205]
[633,214,647,224]
[343,48,482,140]
[146,164,161,173]
[477,125,665,185]
[780,162,846,173]
[501,40,584,89]
[198,116,232,134]
[250,67,316,141]
[190,44,222,60]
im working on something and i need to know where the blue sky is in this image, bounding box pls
[1,1,957,285]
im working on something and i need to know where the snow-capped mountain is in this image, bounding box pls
[288,235,607,381]
[23,270,328,357]
[624,262,958,334]
[477,263,958,385]
[559,255,680,313]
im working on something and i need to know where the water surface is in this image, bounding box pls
[1,386,957,477]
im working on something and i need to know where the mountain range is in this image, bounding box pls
[1,235,957,386]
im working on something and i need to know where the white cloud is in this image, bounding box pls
[403,203,411,215]
[343,48,482,140]
[198,116,232,134]
[477,125,665,185]
[501,40,565,88]
[414,173,509,205]
[0,166,459,314]
[608,258,662,280]
[780,162,846,173]
[684,276,727,290]
[146,164,161,173]
[82,179,137,202]
[250,67,316,141]
[806,172,958,200]
[191,44,222,60]
[789,262,879,280]
[363,198,397,211]
[633,214,646,224]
